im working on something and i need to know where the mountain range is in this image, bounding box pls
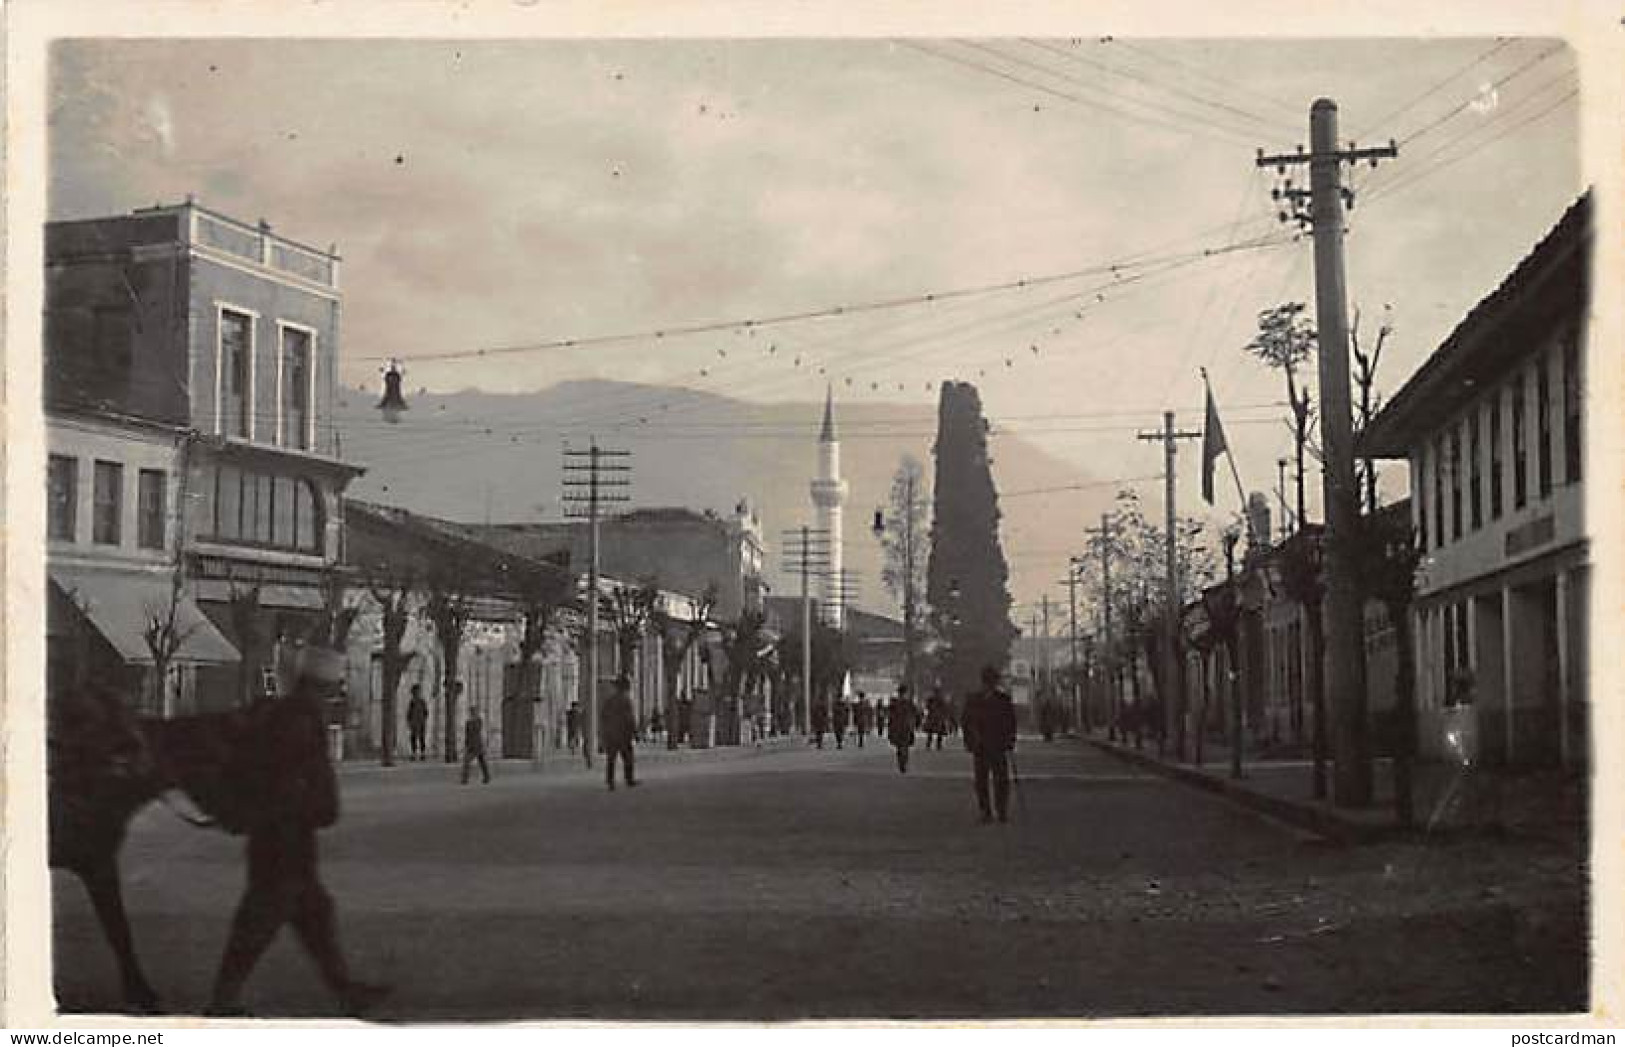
[334,379,1122,621]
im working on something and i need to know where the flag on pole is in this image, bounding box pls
[1201,375,1227,506]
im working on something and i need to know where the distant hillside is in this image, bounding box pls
[334,380,1119,617]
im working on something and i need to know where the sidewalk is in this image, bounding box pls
[336,733,804,781]
[1087,734,1587,847]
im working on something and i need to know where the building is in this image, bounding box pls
[468,501,768,622]
[1363,192,1590,768]
[45,200,361,713]
[46,408,238,713]
[809,388,850,628]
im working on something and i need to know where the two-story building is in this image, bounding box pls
[1363,191,1590,767]
[45,200,362,713]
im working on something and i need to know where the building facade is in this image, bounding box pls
[45,201,360,713]
[470,501,768,623]
[1364,192,1590,767]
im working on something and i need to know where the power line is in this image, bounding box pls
[1352,37,1514,141]
[899,40,1260,148]
[1395,41,1567,148]
[1105,38,1303,123]
[1019,38,1292,138]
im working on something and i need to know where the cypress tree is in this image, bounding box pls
[925,381,1016,696]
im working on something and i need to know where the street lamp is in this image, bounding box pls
[377,359,409,423]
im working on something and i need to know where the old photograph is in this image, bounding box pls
[17,10,1607,1024]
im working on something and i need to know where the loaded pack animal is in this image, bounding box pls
[47,645,388,1016]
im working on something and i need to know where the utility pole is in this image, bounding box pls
[781,526,830,735]
[1138,410,1202,760]
[1062,562,1084,733]
[1276,457,1293,540]
[1258,101,1396,806]
[563,440,631,770]
[1085,513,1117,741]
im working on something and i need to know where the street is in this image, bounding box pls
[52,738,1586,1019]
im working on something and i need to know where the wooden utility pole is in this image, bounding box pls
[1061,564,1083,732]
[781,526,830,734]
[1138,410,1202,760]
[1085,514,1117,740]
[1258,101,1396,806]
[563,440,631,769]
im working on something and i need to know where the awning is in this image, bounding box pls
[50,566,240,666]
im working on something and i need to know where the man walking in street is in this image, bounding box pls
[405,685,428,761]
[206,643,390,1017]
[461,693,490,785]
[601,675,638,790]
[565,701,581,754]
[924,688,948,751]
[810,698,828,749]
[854,691,870,748]
[887,684,917,774]
[832,698,850,750]
[963,665,1017,823]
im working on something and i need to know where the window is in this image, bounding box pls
[280,326,312,451]
[1537,355,1553,499]
[199,463,323,554]
[48,455,77,542]
[93,460,122,545]
[1562,330,1582,484]
[216,464,242,540]
[137,469,166,549]
[219,309,253,438]
[1511,373,1528,509]
[1468,411,1482,531]
[1449,427,1463,541]
[1432,438,1446,548]
[1489,393,1504,519]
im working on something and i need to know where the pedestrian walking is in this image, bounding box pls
[565,701,582,754]
[963,665,1017,824]
[405,685,428,760]
[601,675,638,790]
[832,698,850,749]
[461,696,490,785]
[810,699,829,749]
[854,691,871,748]
[924,689,948,750]
[205,643,389,1017]
[887,684,917,774]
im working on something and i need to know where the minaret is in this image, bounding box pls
[809,386,848,628]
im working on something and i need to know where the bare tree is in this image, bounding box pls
[654,582,717,749]
[364,567,416,767]
[878,455,929,699]
[602,577,659,680]
[141,568,198,717]
[1246,302,1318,529]
[1350,304,1394,514]
[422,570,473,763]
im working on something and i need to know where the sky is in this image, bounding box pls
[47,33,1583,616]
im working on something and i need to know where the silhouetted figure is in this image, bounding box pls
[405,685,428,760]
[832,699,850,749]
[887,685,917,774]
[963,665,1018,824]
[461,703,490,785]
[810,700,829,749]
[601,676,638,790]
[924,690,948,750]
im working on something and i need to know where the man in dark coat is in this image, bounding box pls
[206,644,387,1016]
[854,692,871,748]
[832,698,850,749]
[601,676,638,790]
[461,697,490,785]
[405,685,429,760]
[963,665,1018,823]
[886,684,917,774]
[924,689,948,750]
[565,701,582,753]
[810,699,828,749]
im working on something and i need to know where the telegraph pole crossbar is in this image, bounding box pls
[563,440,632,770]
[1138,411,1202,760]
